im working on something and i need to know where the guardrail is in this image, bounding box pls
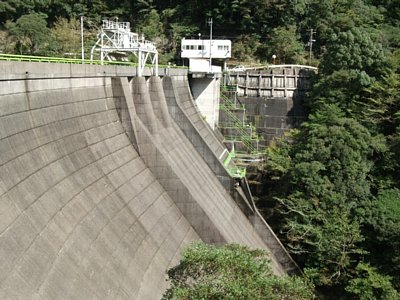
[0,53,135,65]
[219,93,262,154]
[223,150,247,178]
[0,53,188,69]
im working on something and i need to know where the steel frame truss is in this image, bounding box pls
[90,20,158,76]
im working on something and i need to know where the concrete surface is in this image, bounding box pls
[189,76,221,129]
[0,61,296,299]
[0,62,197,299]
[162,75,234,190]
[223,67,314,145]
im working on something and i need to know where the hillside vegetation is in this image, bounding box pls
[1,1,399,299]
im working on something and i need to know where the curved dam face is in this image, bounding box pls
[0,62,295,299]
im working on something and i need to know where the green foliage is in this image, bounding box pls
[309,69,372,117]
[0,0,397,67]
[365,189,400,289]
[346,263,399,300]
[262,105,391,297]
[163,242,314,300]
[232,35,262,62]
[138,9,163,40]
[299,207,365,287]
[362,71,400,134]
[51,17,80,58]
[5,13,56,55]
[300,0,384,56]
[309,27,389,124]
[263,25,306,64]
[320,27,385,75]
[264,135,293,180]
[290,104,378,201]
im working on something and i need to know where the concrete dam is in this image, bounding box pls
[223,66,315,146]
[0,62,297,299]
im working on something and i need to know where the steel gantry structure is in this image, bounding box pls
[90,19,158,76]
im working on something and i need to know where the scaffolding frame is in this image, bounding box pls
[90,19,158,76]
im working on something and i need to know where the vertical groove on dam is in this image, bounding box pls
[0,62,295,299]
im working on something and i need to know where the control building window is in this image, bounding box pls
[183,44,207,51]
[217,45,230,51]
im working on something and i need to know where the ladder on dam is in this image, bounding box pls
[90,19,158,76]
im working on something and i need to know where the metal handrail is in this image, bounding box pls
[0,53,188,69]
[223,150,247,178]
[219,105,259,153]
[0,53,135,65]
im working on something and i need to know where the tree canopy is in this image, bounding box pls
[164,242,314,300]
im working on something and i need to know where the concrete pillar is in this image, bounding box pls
[189,76,221,129]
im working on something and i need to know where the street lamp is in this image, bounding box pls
[308,29,316,65]
[272,54,276,64]
[80,14,84,64]
[207,17,213,73]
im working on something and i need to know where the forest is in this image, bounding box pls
[1,0,399,299]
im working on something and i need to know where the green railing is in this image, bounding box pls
[220,92,245,109]
[222,84,239,94]
[223,150,247,178]
[218,87,267,175]
[0,53,188,69]
[219,93,264,152]
[0,53,136,66]
[219,101,259,153]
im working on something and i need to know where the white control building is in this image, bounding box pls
[181,38,231,73]
[181,38,232,130]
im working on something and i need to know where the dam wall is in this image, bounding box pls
[0,61,297,299]
[224,66,315,145]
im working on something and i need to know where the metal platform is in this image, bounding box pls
[90,19,158,76]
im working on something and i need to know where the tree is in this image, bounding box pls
[289,105,378,202]
[263,105,388,297]
[320,27,385,76]
[309,69,376,124]
[51,17,80,58]
[0,0,35,23]
[364,188,400,290]
[361,71,400,135]
[346,263,399,300]
[309,27,388,122]
[5,13,56,55]
[164,242,314,300]
[263,25,306,64]
[298,0,384,58]
[232,34,262,62]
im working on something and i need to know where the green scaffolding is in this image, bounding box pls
[218,86,265,177]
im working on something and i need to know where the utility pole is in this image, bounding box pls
[207,17,213,73]
[308,29,316,66]
[80,15,84,64]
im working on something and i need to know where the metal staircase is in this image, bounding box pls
[218,85,265,168]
